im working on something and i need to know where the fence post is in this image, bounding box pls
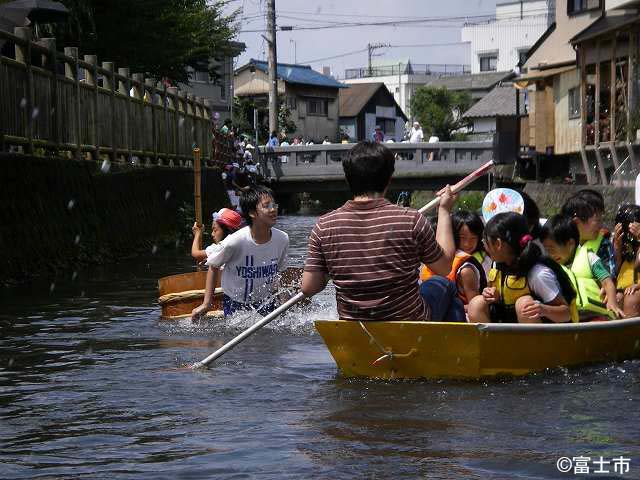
[117,67,130,160]
[204,99,213,163]
[145,78,158,165]
[178,90,187,164]
[64,46,81,160]
[167,87,178,164]
[84,54,99,159]
[102,62,117,162]
[38,37,59,153]
[132,73,144,159]
[159,82,168,165]
[15,27,33,154]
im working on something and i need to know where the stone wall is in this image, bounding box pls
[0,154,228,284]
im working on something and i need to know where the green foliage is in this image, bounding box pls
[51,0,239,84]
[278,103,297,136]
[410,86,472,141]
[454,192,484,213]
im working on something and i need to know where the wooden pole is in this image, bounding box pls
[595,40,601,146]
[193,147,203,268]
[64,46,81,160]
[611,35,617,144]
[15,27,33,154]
[84,54,98,159]
[39,38,59,154]
[102,62,117,162]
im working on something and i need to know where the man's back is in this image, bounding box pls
[305,198,443,321]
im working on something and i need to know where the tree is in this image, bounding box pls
[278,103,297,137]
[51,0,239,85]
[410,86,472,141]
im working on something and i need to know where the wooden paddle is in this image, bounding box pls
[191,160,496,369]
[419,160,494,214]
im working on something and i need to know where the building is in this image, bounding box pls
[179,42,246,123]
[343,60,471,119]
[463,83,527,138]
[514,0,612,181]
[338,83,408,142]
[234,59,347,142]
[570,0,640,183]
[427,71,515,102]
[461,0,555,74]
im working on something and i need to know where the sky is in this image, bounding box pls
[226,0,499,78]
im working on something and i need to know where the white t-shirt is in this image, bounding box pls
[409,128,424,143]
[528,263,561,303]
[205,226,289,304]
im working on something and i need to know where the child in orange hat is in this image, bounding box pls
[191,208,243,263]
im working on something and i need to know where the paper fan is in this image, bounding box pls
[482,188,525,223]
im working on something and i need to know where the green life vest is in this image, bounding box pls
[567,243,615,319]
[582,233,604,256]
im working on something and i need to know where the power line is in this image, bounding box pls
[299,41,470,65]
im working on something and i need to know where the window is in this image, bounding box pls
[567,0,602,15]
[307,98,328,116]
[518,49,529,67]
[376,118,397,139]
[568,87,581,119]
[479,54,497,72]
[194,70,210,83]
[286,95,297,110]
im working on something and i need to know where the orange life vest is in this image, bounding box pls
[420,251,487,303]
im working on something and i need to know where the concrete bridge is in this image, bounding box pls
[258,141,495,193]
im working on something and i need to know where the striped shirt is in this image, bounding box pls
[304,198,443,321]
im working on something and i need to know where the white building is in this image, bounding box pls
[343,59,478,118]
[461,0,555,74]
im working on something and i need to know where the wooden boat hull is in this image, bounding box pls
[314,318,640,380]
[158,271,222,320]
[158,267,304,320]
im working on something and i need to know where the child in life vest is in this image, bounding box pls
[561,189,616,277]
[191,208,243,263]
[613,204,640,316]
[540,214,622,320]
[420,210,488,306]
[467,212,577,323]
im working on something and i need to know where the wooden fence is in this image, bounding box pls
[0,27,213,165]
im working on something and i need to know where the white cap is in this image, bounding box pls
[245,144,255,149]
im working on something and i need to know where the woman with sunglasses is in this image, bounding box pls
[467,212,576,324]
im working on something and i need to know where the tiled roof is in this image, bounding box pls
[428,71,514,91]
[462,84,526,118]
[239,58,347,89]
[338,82,407,119]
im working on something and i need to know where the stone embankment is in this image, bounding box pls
[0,154,228,285]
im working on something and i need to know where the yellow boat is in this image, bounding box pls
[314,318,640,380]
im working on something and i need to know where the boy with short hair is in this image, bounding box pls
[193,185,289,318]
[540,214,622,319]
[561,189,616,277]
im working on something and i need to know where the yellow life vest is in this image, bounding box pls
[488,267,531,306]
[568,244,615,318]
[617,260,636,291]
[558,265,586,323]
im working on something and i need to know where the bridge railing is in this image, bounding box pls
[257,141,494,180]
[0,27,213,166]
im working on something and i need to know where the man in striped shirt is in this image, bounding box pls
[301,141,465,322]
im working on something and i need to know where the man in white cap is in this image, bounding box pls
[409,121,424,143]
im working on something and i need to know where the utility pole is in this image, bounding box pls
[267,0,278,135]
[367,42,390,77]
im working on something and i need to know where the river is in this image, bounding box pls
[1,215,639,479]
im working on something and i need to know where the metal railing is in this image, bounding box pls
[0,28,213,165]
[344,63,471,79]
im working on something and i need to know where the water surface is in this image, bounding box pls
[1,216,639,479]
